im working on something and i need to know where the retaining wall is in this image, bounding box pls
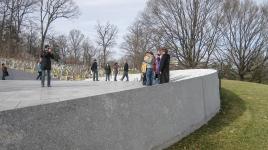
[0,70,220,150]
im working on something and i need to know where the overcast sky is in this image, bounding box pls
[53,0,148,58]
[52,0,265,58]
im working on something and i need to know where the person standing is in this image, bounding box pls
[40,45,54,87]
[144,51,155,86]
[91,59,99,81]
[36,59,42,80]
[154,53,161,84]
[105,63,111,81]
[121,61,129,81]
[1,63,9,80]
[159,48,170,84]
[113,63,119,81]
[141,61,147,85]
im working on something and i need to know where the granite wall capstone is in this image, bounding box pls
[0,70,220,150]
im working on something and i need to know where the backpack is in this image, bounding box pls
[141,62,147,73]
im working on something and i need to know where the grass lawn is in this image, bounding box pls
[165,80,268,150]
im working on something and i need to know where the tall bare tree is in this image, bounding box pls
[145,0,222,68]
[55,34,68,64]
[82,38,97,71]
[0,0,37,57]
[121,20,153,70]
[219,0,268,80]
[39,0,79,51]
[69,29,84,64]
[95,22,118,67]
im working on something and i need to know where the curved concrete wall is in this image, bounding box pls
[0,69,220,150]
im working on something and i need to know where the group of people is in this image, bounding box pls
[2,45,170,88]
[91,60,129,82]
[142,48,170,86]
[90,47,170,86]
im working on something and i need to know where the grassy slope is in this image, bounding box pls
[166,80,268,150]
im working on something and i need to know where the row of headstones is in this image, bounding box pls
[0,58,91,80]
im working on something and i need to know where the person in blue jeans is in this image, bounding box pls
[40,45,54,87]
[91,59,99,81]
[36,59,42,80]
[144,51,155,86]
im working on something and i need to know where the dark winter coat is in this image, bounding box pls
[159,53,170,84]
[2,66,8,76]
[113,64,119,73]
[105,65,111,74]
[91,62,98,72]
[123,63,129,72]
[41,51,54,70]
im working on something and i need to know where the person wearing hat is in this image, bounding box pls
[91,59,99,81]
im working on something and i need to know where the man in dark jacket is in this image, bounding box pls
[121,61,129,81]
[41,45,54,87]
[91,59,99,81]
[1,63,8,80]
[105,63,111,81]
[159,48,170,84]
[113,63,119,81]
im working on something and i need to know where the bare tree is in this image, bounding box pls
[145,0,223,68]
[55,34,68,64]
[82,38,97,71]
[219,0,268,80]
[69,29,84,64]
[14,0,37,36]
[95,22,118,67]
[23,21,39,57]
[0,0,37,57]
[121,20,153,70]
[39,0,79,50]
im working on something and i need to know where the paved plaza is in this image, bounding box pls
[0,80,143,112]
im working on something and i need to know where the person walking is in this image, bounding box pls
[105,63,111,81]
[1,63,9,80]
[121,61,129,81]
[144,51,155,86]
[40,45,54,87]
[91,59,99,81]
[113,63,119,81]
[159,48,170,84]
[36,59,42,80]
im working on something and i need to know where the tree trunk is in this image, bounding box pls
[239,73,245,81]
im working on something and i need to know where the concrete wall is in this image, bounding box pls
[0,70,220,150]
